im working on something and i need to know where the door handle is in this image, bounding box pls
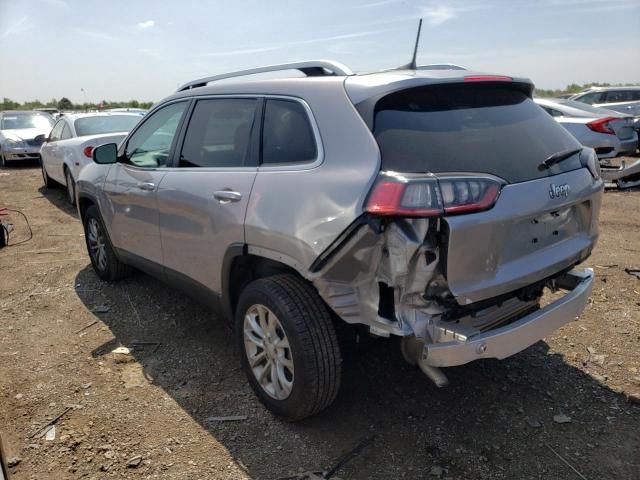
[137,182,156,191]
[213,190,242,203]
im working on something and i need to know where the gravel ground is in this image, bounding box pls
[1,161,639,480]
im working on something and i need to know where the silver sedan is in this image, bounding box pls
[535,98,637,160]
[0,111,54,166]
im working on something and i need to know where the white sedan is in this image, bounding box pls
[40,113,142,204]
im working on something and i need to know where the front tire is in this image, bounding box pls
[236,274,342,420]
[83,205,131,281]
[0,151,8,167]
[65,168,76,205]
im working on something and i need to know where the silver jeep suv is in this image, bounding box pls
[77,60,603,420]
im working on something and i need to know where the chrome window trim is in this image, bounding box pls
[162,94,324,172]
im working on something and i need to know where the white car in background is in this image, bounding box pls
[40,113,142,204]
[0,110,54,166]
[569,87,640,117]
[535,98,638,160]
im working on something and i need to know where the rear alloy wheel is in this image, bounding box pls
[244,304,295,400]
[65,168,76,205]
[83,205,132,281]
[236,274,342,420]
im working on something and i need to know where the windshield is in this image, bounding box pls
[373,84,583,184]
[74,115,141,137]
[1,113,54,131]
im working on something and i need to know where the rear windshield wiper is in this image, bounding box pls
[539,147,582,170]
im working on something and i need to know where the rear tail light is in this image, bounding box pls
[83,146,94,158]
[580,148,601,180]
[365,173,503,217]
[586,117,616,135]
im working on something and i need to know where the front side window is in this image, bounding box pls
[575,91,604,105]
[125,102,188,168]
[262,99,317,164]
[179,98,258,168]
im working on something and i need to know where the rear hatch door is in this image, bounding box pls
[371,82,603,305]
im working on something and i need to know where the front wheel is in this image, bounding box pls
[236,274,342,420]
[0,152,8,167]
[83,205,131,281]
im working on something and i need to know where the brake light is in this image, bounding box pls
[464,75,512,82]
[365,174,503,217]
[83,146,94,158]
[366,178,442,217]
[586,117,616,135]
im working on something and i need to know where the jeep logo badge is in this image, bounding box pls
[549,183,570,199]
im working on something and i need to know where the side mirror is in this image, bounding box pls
[92,143,118,164]
[34,134,47,145]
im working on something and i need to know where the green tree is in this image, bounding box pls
[57,97,74,110]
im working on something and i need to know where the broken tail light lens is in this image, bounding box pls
[586,117,616,135]
[365,173,503,217]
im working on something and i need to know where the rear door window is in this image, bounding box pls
[605,90,633,102]
[179,98,258,168]
[373,84,583,184]
[261,99,317,164]
[60,123,72,140]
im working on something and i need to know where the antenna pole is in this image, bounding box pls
[409,19,423,70]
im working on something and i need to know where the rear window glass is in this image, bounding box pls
[74,115,141,137]
[374,84,582,183]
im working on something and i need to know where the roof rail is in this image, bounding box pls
[177,60,354,92]
[416,63,467,71]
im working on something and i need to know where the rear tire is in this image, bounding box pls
[83,205,132,281]
[41,160,53,188]
[65,168,76,205]
[236,274,342,420]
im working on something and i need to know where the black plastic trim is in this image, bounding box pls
[309,215,368,273]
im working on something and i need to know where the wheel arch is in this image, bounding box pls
[77,193,97,221]
[222,244,308,321]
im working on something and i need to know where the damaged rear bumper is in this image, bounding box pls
[421,268,593,367]
[601,158,640,189]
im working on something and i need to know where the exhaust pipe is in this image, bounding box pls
[401,336,449,387]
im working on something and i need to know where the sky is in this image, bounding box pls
[1,0,639,103]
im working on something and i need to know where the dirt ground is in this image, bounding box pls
[1,161,639,480]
